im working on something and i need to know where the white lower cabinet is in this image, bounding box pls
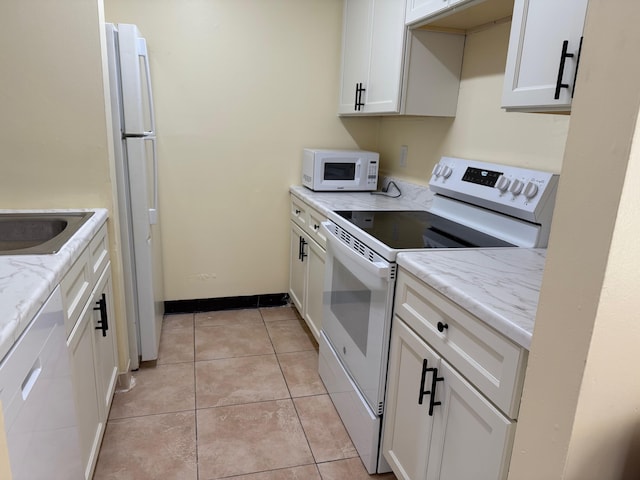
[92,266,119,422]
[304,238,325,340]
[289,222,307,312]
[383,269,524,480]
[289,195,327,340]
[64,223,118,479]
[67,298,104,480]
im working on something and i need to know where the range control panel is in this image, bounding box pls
[429,157,559,223]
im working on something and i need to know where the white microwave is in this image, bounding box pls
[302,149,379,191]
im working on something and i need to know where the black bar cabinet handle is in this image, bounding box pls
[93,293,108,337]
[428,367,444,416]
[354,82,366,111]
[554,40,575,100]
[418,359,431,405]
[571,36,584,98]
[300,237,308,260]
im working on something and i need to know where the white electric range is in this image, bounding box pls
[318,157,559,474]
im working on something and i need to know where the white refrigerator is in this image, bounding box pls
[105,23,164,369]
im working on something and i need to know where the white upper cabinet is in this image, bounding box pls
[406,0,449,25]
[339,0,375,113]
[405,0,471,25]
[339,0,465,116]
[502,0,589,112]
[339,0,406,115]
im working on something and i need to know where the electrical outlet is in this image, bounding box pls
[399,145,408,167]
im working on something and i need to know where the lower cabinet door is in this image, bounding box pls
[383,316,516,480]
[67,304,103,480]
[383,316,440,480]
[92,265,119,421]
[426,360,516,480]
[304,237,325,341]
[289,223,306,311]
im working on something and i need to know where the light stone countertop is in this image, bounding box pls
[0,208,109,361]
[290,177,435,218]
[396,249,546,350]
[290,182,544,350]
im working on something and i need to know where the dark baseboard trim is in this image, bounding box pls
[164,293,290,314]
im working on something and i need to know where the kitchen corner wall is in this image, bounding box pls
[0,0,132,373]
[104,0,378,301]
[0,0,113,208]
[377,20,570,183]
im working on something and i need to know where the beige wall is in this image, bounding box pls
[0,1,111,208]
[377,21,570,183]
[104,0,378,301]
[0,0,131,373]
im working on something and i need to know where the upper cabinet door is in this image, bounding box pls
[405,0,449,25]
[338,0,374,113]
[366,0,407,113]
[502,0,589,112]
[338,0,407,115]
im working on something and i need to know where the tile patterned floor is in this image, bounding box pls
[93,306,397,480]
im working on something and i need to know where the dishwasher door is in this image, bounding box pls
[0,286,83,479]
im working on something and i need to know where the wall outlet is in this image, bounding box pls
[399,145,408,167]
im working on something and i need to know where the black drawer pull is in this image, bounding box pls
[437,321,448,333]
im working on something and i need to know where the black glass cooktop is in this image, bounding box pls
[335,210,515,249]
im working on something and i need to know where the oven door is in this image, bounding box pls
[321,221,395,414]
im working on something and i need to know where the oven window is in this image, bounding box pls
[330,260,370,355]
[324,162,356,181]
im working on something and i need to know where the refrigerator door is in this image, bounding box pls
[105,23,143,368]
[117,24,156,136]
[126,136,165,362]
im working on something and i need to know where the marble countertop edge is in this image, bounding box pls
[0,208,109,361]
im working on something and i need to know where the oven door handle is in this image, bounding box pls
[321,221,389,278]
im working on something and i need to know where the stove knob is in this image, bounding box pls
[432,164,443,177]
[441,166,453,179]
[495,175,511,193]
[509,179,524,195]
[523,181,539,199]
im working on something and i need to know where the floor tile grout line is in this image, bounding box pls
[191,312,200,480]
[209,462,320,480]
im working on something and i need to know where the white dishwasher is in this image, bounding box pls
[0,285,83,479]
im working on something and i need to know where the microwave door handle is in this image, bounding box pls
[137,37,156,135]
[355,159,361,180]
[321,222,389,278]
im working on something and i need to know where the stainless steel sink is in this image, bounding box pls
[0,212,94,255]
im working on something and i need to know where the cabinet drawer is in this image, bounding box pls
[290,196,308,229]
[290,195,327,249]
[305,206,327,249]
[61,247,92,337]
[89,224,109,281]
[394,269,527,418]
